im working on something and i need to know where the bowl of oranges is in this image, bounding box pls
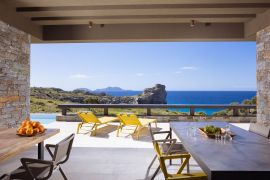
[17,117,46,137]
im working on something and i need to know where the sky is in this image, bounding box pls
[30,42,256,91]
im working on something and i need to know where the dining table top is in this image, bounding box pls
[170,121,270,180]
[0,128,60,162]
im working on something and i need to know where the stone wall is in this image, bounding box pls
[0,20,30,127]
[257,25,270,125]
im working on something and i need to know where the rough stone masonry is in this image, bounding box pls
[0,20,30,127]
[257,25,270,125]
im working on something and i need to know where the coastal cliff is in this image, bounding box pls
[137,84,167,104]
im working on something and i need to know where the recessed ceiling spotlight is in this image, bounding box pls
[190,20,195,27]
[205,22,212,27]
[88,21,93,29]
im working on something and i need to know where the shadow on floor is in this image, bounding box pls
[78,124,118,138]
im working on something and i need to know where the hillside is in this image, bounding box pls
[30,87,103,113]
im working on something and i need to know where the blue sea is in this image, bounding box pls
[106,91,256,115]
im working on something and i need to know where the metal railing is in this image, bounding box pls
[58,104,256,117]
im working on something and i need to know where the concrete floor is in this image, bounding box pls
[0,122,250,180]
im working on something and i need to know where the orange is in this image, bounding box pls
[25,124,33,130]
[32,121,40,128]
[33,128,40,134]
[17,127,27,135]
[17,127,22,133]
[21,120,29,127]
[18,128,25,135]
[38,125,45,133]
[26,121,32,126]
[26,128,34,136]
[21,127,27,134]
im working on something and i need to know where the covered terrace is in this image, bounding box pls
[1,1,270,180]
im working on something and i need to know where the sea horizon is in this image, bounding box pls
[105,90,256,115]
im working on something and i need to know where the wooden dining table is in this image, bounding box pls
[0,128,60,162]
[170,121,270,180]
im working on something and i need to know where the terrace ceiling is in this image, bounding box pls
[1,0,270,42]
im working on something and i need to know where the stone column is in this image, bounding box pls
[0,20,30,127]
[257,25,270,124]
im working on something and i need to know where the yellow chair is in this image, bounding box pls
[147,124,190,179]
[116,113,157,139]
[77,111,117,136]
[153,141,207,180]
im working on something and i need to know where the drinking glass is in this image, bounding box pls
[186,127,191,136]
[225,125,230,133]
[224,133,232,141]
[220,134,225,142]
[192,126,197,137]
[215,131,220,140]
[224,125,232,141]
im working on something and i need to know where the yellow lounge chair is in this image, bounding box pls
[116,113,157,139]
[77,111,117,136]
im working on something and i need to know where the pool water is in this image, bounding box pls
[30,114,57,124]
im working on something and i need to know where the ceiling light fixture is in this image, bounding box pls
[190,20,195,27]
[205,22,212,27]
[88,21,93,29]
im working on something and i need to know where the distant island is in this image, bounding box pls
[95,87,125,92]
[74,86,126,93]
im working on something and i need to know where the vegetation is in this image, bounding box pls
[30,87,103,113]
[213,96,256,116]
[203,125,221,134]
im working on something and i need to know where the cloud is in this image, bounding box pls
[175,71,182,74]
[69,74,93,79]
[180,66,198,70]
[136,73,144,77]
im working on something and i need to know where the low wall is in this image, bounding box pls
[56,114,256,123]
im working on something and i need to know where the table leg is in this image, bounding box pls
[38,141,44,160]
[151,165,160,180]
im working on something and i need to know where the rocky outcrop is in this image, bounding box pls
[97,84,167,104]
[137,84,167,104]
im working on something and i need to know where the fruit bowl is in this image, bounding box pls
[16,118,46,137]
[198,125,235,139]
[16,129,46,137]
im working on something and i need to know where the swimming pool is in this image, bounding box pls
[30,114,57,124]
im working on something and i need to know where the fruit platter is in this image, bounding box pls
[17,117,46,137]
[198,125,235,139]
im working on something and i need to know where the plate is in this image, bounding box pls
[16,129,46,137]
[198,127,235,139]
